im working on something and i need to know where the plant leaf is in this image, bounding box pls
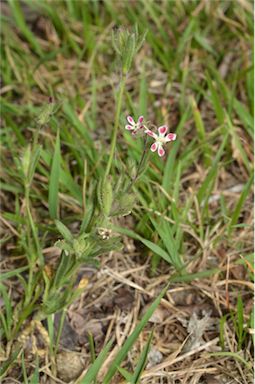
[102,285,168,383]
[49,129,61,219]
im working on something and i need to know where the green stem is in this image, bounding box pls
[25,185,43,266]
[54,309,67,356]
[126,135,149,193]
[105,74,126,178]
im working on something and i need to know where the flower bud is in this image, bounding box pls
[21,145,31,180]
[112,26,146,74]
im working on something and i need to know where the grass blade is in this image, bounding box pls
[102,285,168,383]
[112,225,172,264]
[49,129,61,219]
[8,0,43,56]
[149,217,183,271]
[79,339,113,383]
[131,331,153,383]
[228,174,253,235]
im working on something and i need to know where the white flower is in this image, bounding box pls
[125,115,144,135]
[145,125,176,157]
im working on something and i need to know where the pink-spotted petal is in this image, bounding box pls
[150,142,158,152]
[158,125,168,136]
[127,116,135,125]
[138,116,144,123]
[125,124,133,130]
[145,130,157,139]
[165,133,176,142]
[158,145,165,157]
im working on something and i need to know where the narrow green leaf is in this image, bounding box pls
[49,130,61,219]
[206,73,225,124]
[149,217,183,271]
[0,266,29,282]
[237,294,244,349]
[63,103,93,145]
[139,69,147,116]
[28,357,39,384]
[8,0,43,56]
[228,174,253,235]
[112,225,172,264]
[79,339,113,383]
[55,220,73,243]
[131,331,153,383]
[162,108,190,192]
[197,133,228,204]
[169,268,221,283]
[118,367,133,382]
[28,145,41,186]
[191,96,212,166]
[225,112,251,172]
[0,284,12,337]
[209,351,252,369]
[102,285,168,383]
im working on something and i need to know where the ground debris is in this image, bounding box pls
[182,311,212,352]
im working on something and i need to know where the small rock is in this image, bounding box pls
[147,348,163,368]
[56,351,84,382]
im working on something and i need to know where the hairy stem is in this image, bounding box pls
[126,134,149,193]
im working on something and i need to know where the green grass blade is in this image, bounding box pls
[0,267,29,282]
[8,0,43,56]
[162,108,190,192]
[0,284,13,339]
[228,174,253,235]
[191,96,212,166]
[149,217,183,270]
[79,339,113,383]
[236,294,244,350]
[102,285,168,384]
[112,225,172,264]
[169,268,221,283]
[206,72,225,125]
[208,351,252,370]
[139,68,148,117]
[28,357,39,384]
[197,133,228,205]
[131,331,153,383]
[225,112,251,172]
[49,129,61,219]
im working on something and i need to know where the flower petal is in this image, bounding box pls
[125,125,133,130]
[165,133,176,142]
[158,125,168,136]
[127,116,135,125]
[145,130,157,139]
[158,145,165,157]
[150,142,158,152]
[138,116,144,123]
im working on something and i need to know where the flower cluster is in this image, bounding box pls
[125,115,176,157]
